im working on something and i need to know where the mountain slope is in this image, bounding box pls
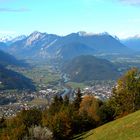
[0,42,8,50]
[0,50,35,90]
[56,42,95,60]
[0,64,35,90]
[63,55,120,82]
[74,110,140,140]
[0,50,27,67]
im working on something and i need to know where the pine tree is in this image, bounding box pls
[74,88,82,110]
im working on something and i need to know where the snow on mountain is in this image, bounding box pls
[26,31,46,46]
[0,34,27,44]
[0,31,132,59]
[11,35,27,43]
[0,35,14,43]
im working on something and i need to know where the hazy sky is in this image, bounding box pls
[0,0,140,38]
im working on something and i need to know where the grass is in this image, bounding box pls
[10,65,61,90]
[73,110,140,140]
[29,98,48,105]
[22,67,60,85]
[66,82,86,89]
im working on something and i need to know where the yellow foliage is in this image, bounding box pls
[79,95,100,122]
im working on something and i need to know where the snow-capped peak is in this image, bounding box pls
[77,31,111,37]
[78,31,97,37]
[26,31,47,46]
[0,35,14,43]
[11,35,27,42]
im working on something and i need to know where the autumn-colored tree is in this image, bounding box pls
[79,95,100,122]
[0,116,27,140]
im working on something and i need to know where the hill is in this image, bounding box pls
[74,110,140,140]
[62,55,120,82]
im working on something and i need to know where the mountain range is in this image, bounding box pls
[0,31,132,60]
[0,31,139,86]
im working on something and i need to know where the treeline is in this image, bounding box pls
[1,68,140,140]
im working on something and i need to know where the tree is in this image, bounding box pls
[48,95,63,115]
[98,101,115,124]
[47,109,72,139]
[79,95,100,125]
[20,109,42,128]
[111,68,140,117]
[0,115,6,128]
[63,95,69,106]
[73,88,82,110]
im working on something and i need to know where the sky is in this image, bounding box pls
[0,0,140,39]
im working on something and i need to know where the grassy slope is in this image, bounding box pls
[74,110,140,140]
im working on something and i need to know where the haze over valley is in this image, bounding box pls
[1,0,140,139]
[0,30,140,116]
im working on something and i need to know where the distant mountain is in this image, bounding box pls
[7,31,59,58]
[62,55,120,82]
[7,35,27,45]
[121,36,140,51]
[0,31,131,60]
[46,32,131,59]
[0,35,26,44]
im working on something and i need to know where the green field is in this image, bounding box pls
[22,66,60,84]
[66,82,86,89]
[29,98,49,105]
[9,64,61,90]
[74,110,140,140]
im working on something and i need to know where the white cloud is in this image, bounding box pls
[0,8,30,12]
[119,0,140,5]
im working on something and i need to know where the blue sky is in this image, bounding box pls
[0,0,140,38]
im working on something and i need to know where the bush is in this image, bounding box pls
[19,109,42,128]
[27,126,53,140]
